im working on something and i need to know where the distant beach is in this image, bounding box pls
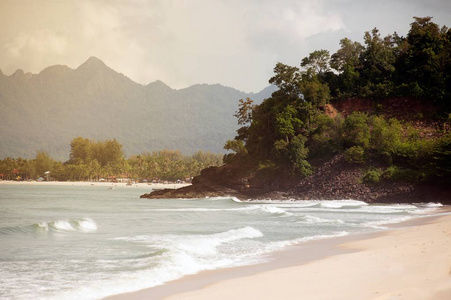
[0,180,190,190]
[109,209,451,300]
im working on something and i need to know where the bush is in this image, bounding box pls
[344,146,365,163]
[343,112,370,148]
[382,165,398,180]
[362,169,382,184]
[382,165,423,182]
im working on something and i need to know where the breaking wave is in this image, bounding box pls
[0,218,97,235]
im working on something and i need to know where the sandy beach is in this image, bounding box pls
[108,210,451,300]
[0,180,190,190]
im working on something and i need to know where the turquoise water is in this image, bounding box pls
[0,184,443,299]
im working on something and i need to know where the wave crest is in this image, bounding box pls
[35,218,97,233]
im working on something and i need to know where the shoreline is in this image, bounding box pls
[0,180,191,190]
[106,207,451,300]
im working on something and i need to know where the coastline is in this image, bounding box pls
[0,180,190,190]
[106,207,451,300]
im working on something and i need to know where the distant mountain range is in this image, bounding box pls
[0,57,275,160]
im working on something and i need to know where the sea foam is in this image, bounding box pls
[35,218,97,233]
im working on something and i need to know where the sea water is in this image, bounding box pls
[0,184,444,299]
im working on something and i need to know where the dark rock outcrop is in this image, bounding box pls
[141,155,451,203]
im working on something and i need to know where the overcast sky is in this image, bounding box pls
[0,0,450,92]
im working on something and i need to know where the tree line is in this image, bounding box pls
[224,17,451,184]
[309,16,450,106]
[0,137,223,182]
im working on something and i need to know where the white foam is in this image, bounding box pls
[150,207,256,212]
[298,215,345,224]
[259,206,288,215]
[424,202,443,207]
[77,218,97,232]
[70,227,265,300]
[150,205,290,216]
[319,200,368,209]
[363,216,413,229]
[114,226,263,257]
[52,220,76,231]
[266,231,350,251]
[197,196,243,203]
[34,218,98,233]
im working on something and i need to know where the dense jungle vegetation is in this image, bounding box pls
[224,17,451,184]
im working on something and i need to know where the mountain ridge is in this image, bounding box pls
[0,57,276,160]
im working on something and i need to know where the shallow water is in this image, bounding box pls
[0,184,442,299]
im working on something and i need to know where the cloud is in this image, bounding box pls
[5,30,67,58]
[0,0,449,92]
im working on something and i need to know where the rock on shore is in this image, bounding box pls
[141,154,451,203]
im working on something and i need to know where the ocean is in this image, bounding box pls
[0,184,443,300]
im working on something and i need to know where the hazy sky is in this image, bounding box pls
[0,0,450,92]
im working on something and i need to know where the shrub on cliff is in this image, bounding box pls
[344,146,366,164]
[362,169,382,184]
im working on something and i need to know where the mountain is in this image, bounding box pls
[0,57,276,160]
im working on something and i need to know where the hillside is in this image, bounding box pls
[0,57,276,160]
[142,98,451,204]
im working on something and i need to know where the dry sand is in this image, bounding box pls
[109,211,451,300]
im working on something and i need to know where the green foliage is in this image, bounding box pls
[0,139,223,182]
[309,114,343,156]
[229,59,326,176]
[299,80,330,108]
[269,63,302,96]
[396,17,449,102]
[382,165,421,182]
[326,17,451,106]
[331,38,364,72]
[301,49,331,75]
[234,98,254,126]
[223,140,248,164]
[275,105,303,141]
[362,169,382,184]
[222,16,451,183]
[343,112,370,148]
[370,116,403,161]
[287,135,312,176]
[428,134,451,183]
[34,152,58,177]
[344,146,366,164]
[129,150,223,181]
[358,28,396,96]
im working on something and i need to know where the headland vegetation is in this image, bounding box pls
[142,17,451,203]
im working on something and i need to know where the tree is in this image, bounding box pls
[234,97,255,141]
[396,17,448,103]
[331,38,364,72]
[275,105,303,142]
[330,38,364,97]
[358,28,396,98]
[269,63,302,98]
[69,137,93,164]
[234,98,254,126]
[301,50,331,76]
[223,140,247,163]
[300,79,330,108]
[34,151,57,178]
